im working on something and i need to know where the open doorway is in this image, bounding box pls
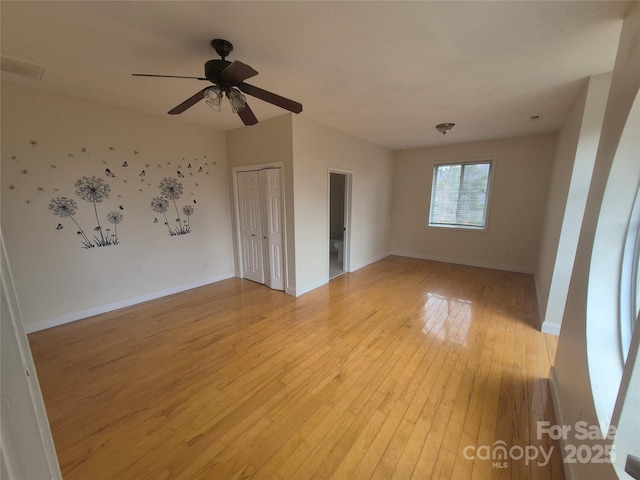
[329,170,351,279]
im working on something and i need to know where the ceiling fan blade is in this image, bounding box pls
[237,103,259,126]
[132,73,208,81]
[221,61,258,83]
[238,83,303,114]
[168,87,209,115]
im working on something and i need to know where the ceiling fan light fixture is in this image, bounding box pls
[134,38,302,125]
[227,88,247,113]
[204,87,223,111]
[436,122,455,135]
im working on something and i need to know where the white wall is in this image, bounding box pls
[226,114,394,296]
[1,84,235,332]
[292,115,395,295]
[550,3,640,479]
[535,73,611,335]
[391,134,556,273]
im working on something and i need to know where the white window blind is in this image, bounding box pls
[429,160,492,229]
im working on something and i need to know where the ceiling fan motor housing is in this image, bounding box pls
[204,59,232,86]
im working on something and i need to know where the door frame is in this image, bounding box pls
[328,168,353,274]
[232,162,288,288]
[1,230,62,479]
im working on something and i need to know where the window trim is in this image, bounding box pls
[427,158,495,232]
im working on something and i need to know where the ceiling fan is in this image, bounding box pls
[132,39,303,126]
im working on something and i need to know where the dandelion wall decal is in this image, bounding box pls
[182,205,194,228]
[159,177,183,200]
[75,176,110,203]
[49,175,120,249]
[153,177,192,236]
[49,196,92,247]
[80,147,89,154]
[151,196,171,234]
[74,176,114,247]
[29,140,38,148]
[106,210,123,242]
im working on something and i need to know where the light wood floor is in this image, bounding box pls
[29,256,565,480]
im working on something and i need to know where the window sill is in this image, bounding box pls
[428,223,488,232]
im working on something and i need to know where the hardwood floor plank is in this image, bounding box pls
[28,256,565,480]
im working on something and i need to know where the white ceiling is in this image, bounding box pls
[0,1,631,150]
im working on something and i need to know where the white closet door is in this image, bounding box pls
[259,169,284,291]
[237,171,264,284]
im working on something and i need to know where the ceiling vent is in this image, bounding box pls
[1,56,45,80]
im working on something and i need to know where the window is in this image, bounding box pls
[621,186,640,362]
[428,160,493,230]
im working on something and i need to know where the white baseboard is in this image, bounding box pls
[534,273,545,331]
[532,273,562,336]
[294,278,328,297]
[549,366,575,480]
[390,250,533,274]
[349,251,391,272]
[24,272,235,333]
[290,251,392,297]
[541,321,562,336]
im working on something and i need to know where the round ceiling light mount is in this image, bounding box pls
[435,122,455,135]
